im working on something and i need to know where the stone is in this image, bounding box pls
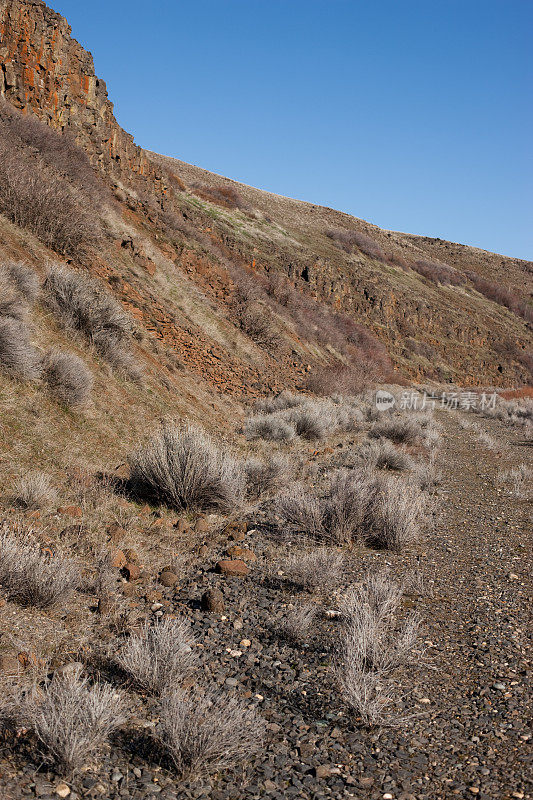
[159,570,179,587]
[198,544,209,557]
[55,784,71,798]
[0,653,21,675]
[57,505,82,518]
[107,523,127,542]
[315,765,331,778]
[226,545,257,562]
[201,588,224,612]
[110,549,126,569]
[215,559,250,577]
[123,549,139,563]
[123,562,141,581]
[195,517,209,533]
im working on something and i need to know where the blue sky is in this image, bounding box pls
[53,0,532,260]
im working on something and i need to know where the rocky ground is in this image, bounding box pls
[0,408,530,800]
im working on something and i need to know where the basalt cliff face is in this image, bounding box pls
[0,0,531,397]
[0,0,165,193]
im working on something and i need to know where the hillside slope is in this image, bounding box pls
[1,0,531,397]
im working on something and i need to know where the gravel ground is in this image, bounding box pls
[0,410,530,800]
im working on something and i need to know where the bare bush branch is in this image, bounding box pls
[42,349,93,407]
[13,472,57,510]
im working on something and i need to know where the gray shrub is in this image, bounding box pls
[42,349,93,407]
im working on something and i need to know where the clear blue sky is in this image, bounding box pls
[53,0,532,260]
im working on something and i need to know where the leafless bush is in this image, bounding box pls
[477,429,500,450]
[129,423,245,512]
[286,405,329,440]
[13,471,57,509]
[465,270,533,323]
[114,618,196,694]
[281,547,344,593]
[157,689,265,778]
[42,349,93,407]
[497,464,531,498]
[275,483,326,539]
[359,439,414,471]
[412,453,442,490]
[234,297,282,350]
[275,469,380,545]
[412,259,464,286]
[43,265,138,372]
[279,603,318,642]
[244,414,296,442]
[0,260,40,304]
[0,125,100,257]
[0,526,79,608]
[253,391,305,415]
[366,477,426,551]
[192,183,249,211]
[244,455,292,498]
[0,317,41,379]
[19,665,125,774]
[338,571,420,724]
[0,272,26,321]
[325,229,386,261]
[369,416,426,445]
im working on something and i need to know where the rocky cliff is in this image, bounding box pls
[0,0,166,194]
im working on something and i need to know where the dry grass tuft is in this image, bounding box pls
[13,471,57,509]
[244,455,292,498]
[157,689,265,778]
[279,603,318,642]
[366,477,426,551]
[129,423,245,512]
[281,547,344,593]
[0,526,79,608]
[0,317,41,380]
[18,665,125,774]
[338,571,420,724]
[1,260,40,304]
[244,414,295,442]
[42,349,93,407]
[114,618,196,694]
[43,264,138,373]
[359,438,414,472]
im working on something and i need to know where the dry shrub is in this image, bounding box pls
[244,455,292,498]
[253,391,305,414]
[366,477,426,551]
[466,270,532,323]
[279,603,317,642]
[281,548,344,593]
[192,183,249,211]
[0,317,41,380]
[0,123,100,256]
[13,471,57,509]
[304,363,368,396]
[43,264,138,373]
[369,416,426,445]
[326,229,386,261]
[115,618,196,694]
[244,414,296,442]
[338,571,420,724]
[42,349,93,407]
[359,439,414,471]
[0,526,79,608]
[18,665,125,774]
[234,297,282,350]
[412,259,464,286]
[276,469,424,551]
[497,464,531,498]
[0,261,40,308]
[157,689,265,778]
[129,423,245,512]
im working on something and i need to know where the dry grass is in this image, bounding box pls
[366,477,426,551]
[244,454,292,499]
[281,547,344,593]
[0,317,41,380]
[13,471,57,510]
[0,526,80,608]
[279,603,318,642]
[253,391,305,415]
[338,571,420,724]
[42,349,93,407]
[157,689,265,778]
[18,665,125,774]
[369,416,426,445]
[359,438,414,471]
[114,618,196,695]
[497,464,531,498]
[129,423,245,512]
[244,414,295,442]
[0,261,40,304]
[43,264,138,373]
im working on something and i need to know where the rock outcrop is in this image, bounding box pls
[0,0,165,193]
